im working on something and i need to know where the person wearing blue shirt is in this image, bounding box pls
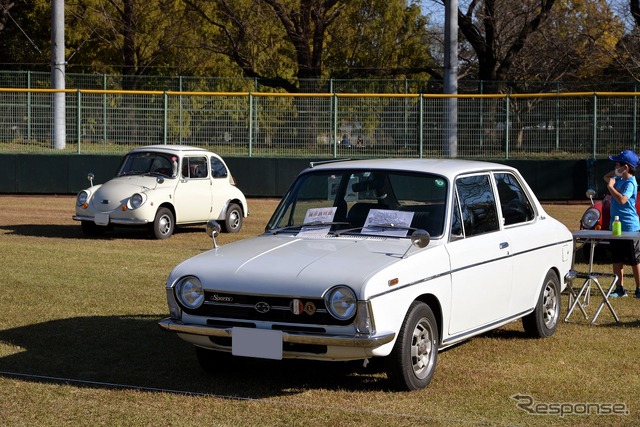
[604,149,640,298]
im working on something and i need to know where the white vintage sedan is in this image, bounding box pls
[73,145,248,239]
[159,159,573,390]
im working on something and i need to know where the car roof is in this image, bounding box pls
[305,158,517,179]
[128,145,214,156]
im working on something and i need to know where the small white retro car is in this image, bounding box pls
[73,145,248,239]
[159,159,573,390]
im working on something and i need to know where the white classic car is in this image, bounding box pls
[73,145,248,239]
[159,159,573,390]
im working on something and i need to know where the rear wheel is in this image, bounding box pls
[522,270,561,338]
[151,207,174,239]
[222,203,243,233]
[385,301,439,391]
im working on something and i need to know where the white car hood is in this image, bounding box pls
[171,234,427,296]
[90,176,167,211]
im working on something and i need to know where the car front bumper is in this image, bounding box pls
[72,214,150,225]
[157,318,396,348]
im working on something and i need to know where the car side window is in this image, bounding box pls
[450,195,463,239]
[182,156,208,179]
[494,172,535,226]
[210,157,228,178]
[454,174,499,237]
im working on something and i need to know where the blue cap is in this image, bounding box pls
[609,149,639,167]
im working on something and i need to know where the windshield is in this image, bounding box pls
[118,152,177,177]
[266,169,448,238]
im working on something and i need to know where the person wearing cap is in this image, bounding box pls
[604,149,640,298]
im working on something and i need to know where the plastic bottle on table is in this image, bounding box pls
[612,216,622,236]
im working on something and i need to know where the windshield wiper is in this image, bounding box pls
[269,221,349,235]
[336,223,416,236]
[119,170,143,176]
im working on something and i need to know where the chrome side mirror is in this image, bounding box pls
[402,229,430,258]
[87,173,95,187]
[206,220,222,249]
[586,188,597,206]
[411,229,430,248]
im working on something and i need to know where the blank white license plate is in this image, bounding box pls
[232,327,283,360]
[94,213,109,226]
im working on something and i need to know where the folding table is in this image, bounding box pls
[564,229,638,324]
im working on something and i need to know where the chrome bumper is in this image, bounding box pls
[72,214,149,225]
[158,318,396,348]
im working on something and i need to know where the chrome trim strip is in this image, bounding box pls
[369,239,572,300]
[158,318,395,348]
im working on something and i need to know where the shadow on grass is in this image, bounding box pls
[0,224,205,240]
[600,319,640,328]
[0,315,389,397]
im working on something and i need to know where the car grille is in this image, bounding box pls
[181,290,352,326]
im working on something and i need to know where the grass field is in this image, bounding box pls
[0,196,638,426]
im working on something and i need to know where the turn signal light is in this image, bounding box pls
[121,205,127,211]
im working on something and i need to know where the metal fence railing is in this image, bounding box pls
[1,88,639,159]
[4,70,640,94]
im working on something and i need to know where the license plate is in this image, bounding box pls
[232,327,283,360]
[94,213,109,226]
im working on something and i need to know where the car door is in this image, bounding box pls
[446,173,513,335]
[494,171,548,314]
[208,156,231,220]
[174,155,213,222]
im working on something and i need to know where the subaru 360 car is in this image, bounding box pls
[159,159,573,390]
[73,145,248,239]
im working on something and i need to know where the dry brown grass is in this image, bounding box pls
[0,196,638,426]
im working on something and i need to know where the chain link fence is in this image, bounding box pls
[1,85,639,159]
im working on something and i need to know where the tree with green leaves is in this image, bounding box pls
[182,0,437,92]
[455,0,558,92]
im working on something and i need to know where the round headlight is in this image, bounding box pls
[175,276,204,309]
[581,207,601,229]
[76,190,90,207]
[325,286,357,320]
[130,193,145,209]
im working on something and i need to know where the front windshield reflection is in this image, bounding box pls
[266,170,448,238]
[118,152,176,177]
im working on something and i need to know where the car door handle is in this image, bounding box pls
[499,242,509,249]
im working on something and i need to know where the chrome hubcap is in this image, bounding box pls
[543,283,558,328]
[159,215,172,235]
[411,318,434,379]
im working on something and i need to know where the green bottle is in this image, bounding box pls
[612,216,622,236]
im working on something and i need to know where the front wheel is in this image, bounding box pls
[385,301,439,391]
[522,270,561,338]
[222,203,243,233]
[151,207,174,239]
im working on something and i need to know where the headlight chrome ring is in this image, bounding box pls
[76,190,90,207]
[129,193,146,209]
[325,285,357,321]
[581,207,601,229]
[175,276,204,310]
